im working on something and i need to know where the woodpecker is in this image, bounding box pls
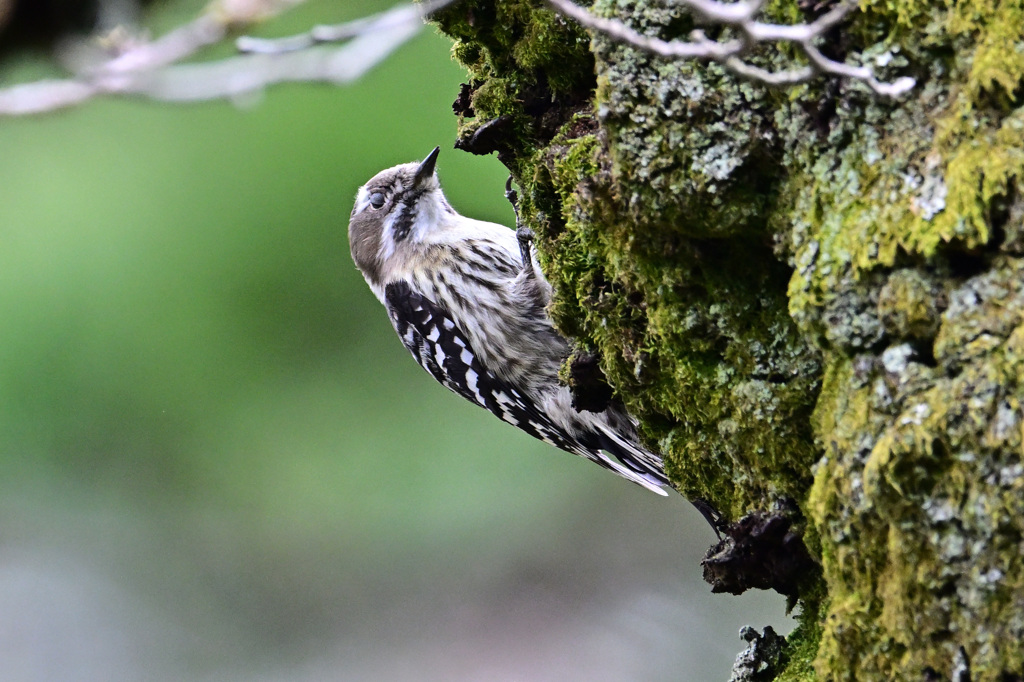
[347,147,669,495]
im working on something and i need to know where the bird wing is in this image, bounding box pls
[383,281,668,495]
[384,280,577,450]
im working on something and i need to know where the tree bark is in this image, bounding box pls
[433,1,1024,680]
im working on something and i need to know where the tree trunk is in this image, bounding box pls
[433,1,1024,680]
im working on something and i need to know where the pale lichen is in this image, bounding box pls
[433,0,1024,678]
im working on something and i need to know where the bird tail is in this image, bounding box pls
[590,420,670,496]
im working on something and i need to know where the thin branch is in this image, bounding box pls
[546,0,915,97]
[237,0,457,54]
[544,0,743,59]
[101,14,225,74]
[0,0,456,115]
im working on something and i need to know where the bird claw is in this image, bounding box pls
[506,175,534,270]
[504,175,518,209]
[691,498,727,539]
[517,227,534,269]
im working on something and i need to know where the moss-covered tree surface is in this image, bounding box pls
[432,0,1024,679]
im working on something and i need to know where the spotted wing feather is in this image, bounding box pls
[384,281,580,452]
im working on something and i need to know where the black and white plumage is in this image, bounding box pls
[347,147,669,495]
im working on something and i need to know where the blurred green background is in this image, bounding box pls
[0,1,790,679]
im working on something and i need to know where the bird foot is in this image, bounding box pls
[504,174,518,210]
[517,226,534,268]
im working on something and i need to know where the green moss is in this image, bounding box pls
[775,595,826,681]
[779,0,1024,673]
[946,0,1024,102]
[806,259,1024,679]
[591,0,780,239]
[520,117,822,516]
[876,269,946,339]
[435,1,589,89]
[781,0,1024,340]
[434,0,1024,677]
[431,0,595,154]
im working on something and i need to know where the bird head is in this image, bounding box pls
[348,146,450,290]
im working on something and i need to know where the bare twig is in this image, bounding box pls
[237,0,456,54]
[0,0,910,115]
[547,0,915,97]
[0,0,456,115]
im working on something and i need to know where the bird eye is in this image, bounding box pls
[369,192,386,209]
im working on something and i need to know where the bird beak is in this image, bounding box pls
[414,146,440,187]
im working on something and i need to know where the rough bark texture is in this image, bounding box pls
[432,1,1024,680]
